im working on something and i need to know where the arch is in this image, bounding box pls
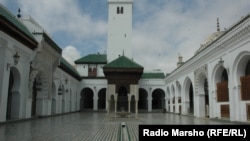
[233,51,250,84]
[30,70,49,116]
[213,65,229,118]
[98,88,106,110]
[6,67,21,120]
[183,77,194,114]
[215,67,229,102]
[138,88,148,112]
[196,72,209,117]
[80,88,94,111]
[233,52,250,100]
[152,88,165,111]
[59,84,65,96]
[176,81,182,113]
[117,86,128,112]
[176,81,181,98]
[29,65,50,98]
[233,52,250,120]
[213,66,228,84]
[9,67,21,91]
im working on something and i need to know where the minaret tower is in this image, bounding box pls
[107,0,133,62]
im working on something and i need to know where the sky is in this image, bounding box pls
[1,0,250,74]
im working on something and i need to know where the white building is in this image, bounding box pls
[0,0,250,123]
[0,4,81,122]
[165,15,250,122]
[107,0,133,62]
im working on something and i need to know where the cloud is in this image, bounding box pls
[132,0,250,73]
[62,46,81,65]
[0,0,6,5]
[16,0,107,40]
[15,0,107,66]
[6,0,250,74]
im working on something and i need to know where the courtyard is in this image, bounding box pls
[0,112,248,141]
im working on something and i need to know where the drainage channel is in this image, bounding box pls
[119,122,131,141]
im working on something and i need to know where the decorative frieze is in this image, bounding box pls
[0,37,8,47]
[219,25,250,50]
[194,64,208,78]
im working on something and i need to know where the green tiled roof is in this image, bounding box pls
[104,55,143,69]
[0,4,35,41]
[60,57,81,80]
[75,54,107,64]
[141,72,165,79]
[43,33,62,54]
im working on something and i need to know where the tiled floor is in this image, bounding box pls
[0,112,248,141]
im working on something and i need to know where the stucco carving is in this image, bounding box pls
[194,64,208,95]
[218,25,250,50]
[0,38,8,47]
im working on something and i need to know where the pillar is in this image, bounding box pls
[93,94,98,111]
[128,94,131,113]
[135,100,138,117]
[148,97,152,112]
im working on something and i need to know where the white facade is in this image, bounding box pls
[107,0,133,62]
[0,7,80,122]
[0,31,35,121]
[1,2,250,123]
[164,15,250,122]
[76,64,105,77]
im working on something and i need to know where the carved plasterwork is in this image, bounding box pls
[218,25,250,50]
[0,37,8,48]
[194,64,208,95]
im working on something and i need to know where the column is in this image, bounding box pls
[106,88,109,114]
[106,99,110,114]
[148,97,152,112]
[128,95,131,113]
[115,100,117,113]
[135,100,138,117]
[93,95,98,111]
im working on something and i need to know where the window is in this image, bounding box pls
[117,7,124,14]
[117,7,120,14]
[121,7,124,14]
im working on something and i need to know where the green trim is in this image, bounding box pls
[59,58,81,81]
[0,4,37,49]
[104,55,143,69]
[0,4,35,40]
[75,54,107,64]
[43,33,62,54]
[141,72,165,79]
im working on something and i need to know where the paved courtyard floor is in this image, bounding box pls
[0,112,249,141]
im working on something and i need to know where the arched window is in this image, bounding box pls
[88,68,92,72]
[245,60,250,76]
[117,7,124,14]
[117,7,120,14]
[121,7,124,14]
[221,69,228,82]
